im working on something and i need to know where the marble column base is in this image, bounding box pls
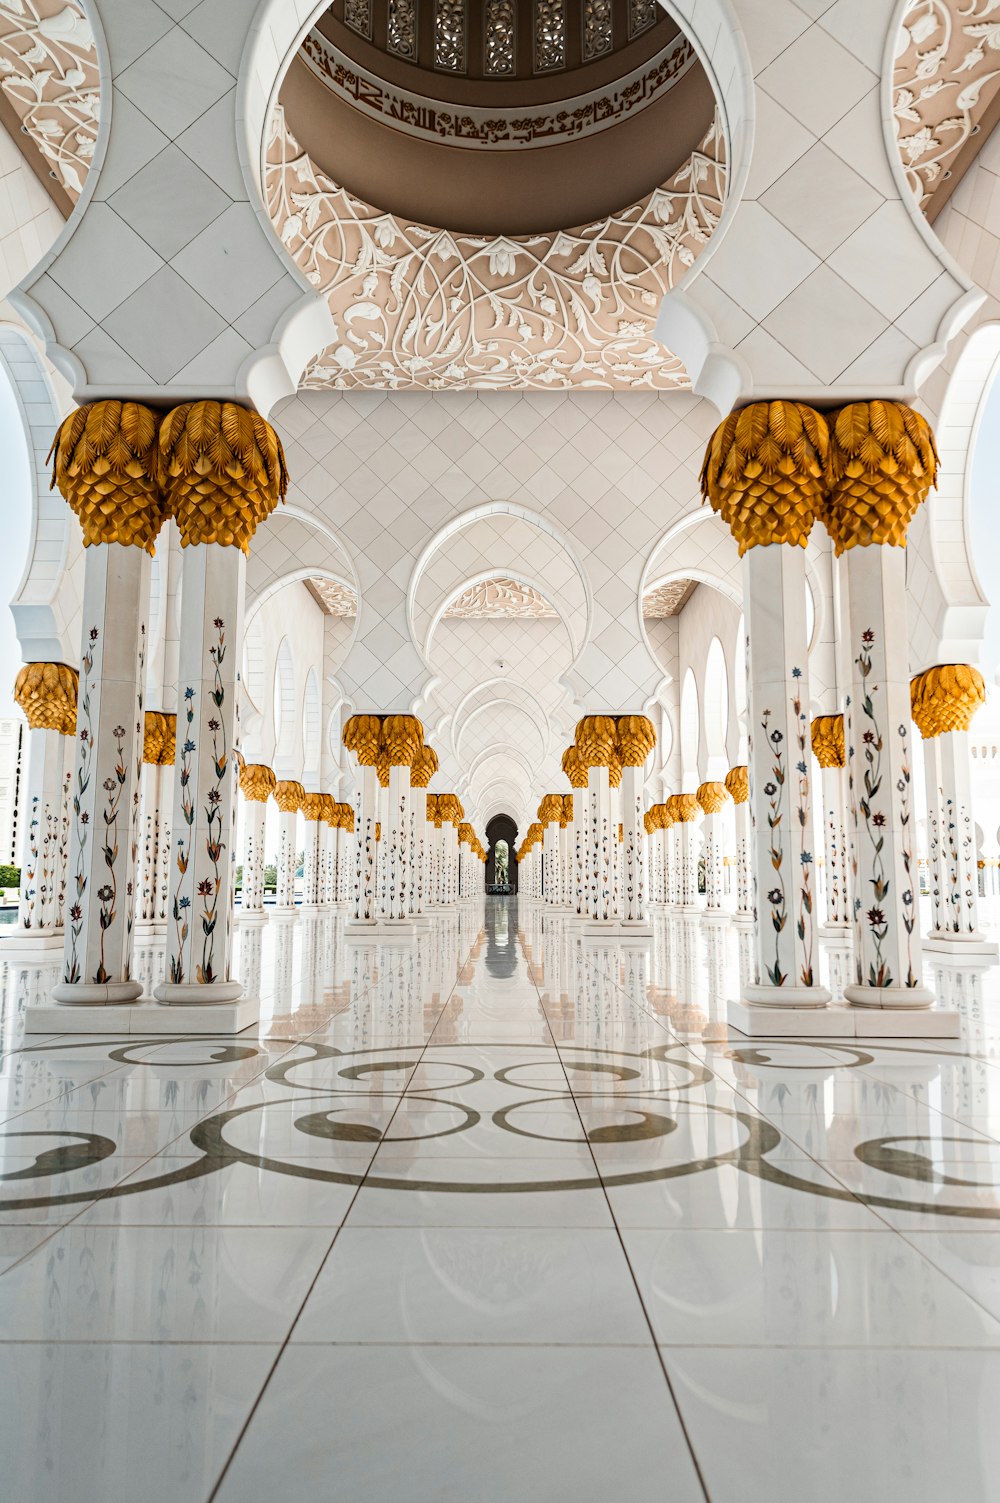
[843,982,935,1009]
[51,979,143,1005]
[731,910,754,929]
[820,922,853,939]
[743,982,832,1010]
[237,910,270,929]
[134,920,168,940]
[701,908,731,926]
[26,993,259,1035]
[923,931,999,958]
[154,979,244,1005]
[371,919,418,940]
[2,929,64,956]
[728,996,958,1038]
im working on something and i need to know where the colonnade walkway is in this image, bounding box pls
[3,898,1000,1500]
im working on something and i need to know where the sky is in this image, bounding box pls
[0,362,32,719]
[969,371,1000,684]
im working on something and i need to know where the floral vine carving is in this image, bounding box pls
[169,686,196,985]
[760,708,787,987]
[265,105,725,391]
[0,0,98,203]
[198,617,227,985]
[792,672,815,986]
[894,0,1000,213]
[855,628,899,989]
[65,624,95,984]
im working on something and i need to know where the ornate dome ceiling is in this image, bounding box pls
[280,0,715,233]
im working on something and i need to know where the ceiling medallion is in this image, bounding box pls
[267,105,725,391]
[642,578,696,617]
[444,578,560,617]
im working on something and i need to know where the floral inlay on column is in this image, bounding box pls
[823,400,938,1008]
[13,661,77,941]
[911,662,994,953]
[49,401,163,1005]
[701,400,830,1008]
[156,402,288,1006]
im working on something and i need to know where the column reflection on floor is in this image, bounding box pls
[4,896,1000,1502]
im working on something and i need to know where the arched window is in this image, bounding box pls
[302,667,321,783]
[704,636,729,777]
[272,637,296,766]
[680,667,699,787]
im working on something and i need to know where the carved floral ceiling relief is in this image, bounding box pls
[894,0,1000,213]
[0,0,97,203]
[443,578,560,618]
[266,105,725,390]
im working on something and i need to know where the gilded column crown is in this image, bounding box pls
[411,745,439,788]
[616,714,656,766]
[575,714,618,768]
[697,781,730,814]
[376,750,390,788]
[608,754,622,789]
[810,714,845,768]
[911,664,986,737]
[458,822,474,844]
[273,780,305,813]
[824,401,938,554]
[668,793,700,822]
[338,802,355,830]
[160,713,177,766]
[562,793,574,822]
[561,746,588,789]
[142,710,168,765]
[426,793,440,824]
[321,794,338,825]
[724,765,749,804]
[342,714,384,766]
[239,763,277,802]
[700,400,829,556]
[382,713,423,767]
[643,810,655,835]
[49,401,163,553]
[158,401,288,553]
[656,802,675,827]
[301,792,326,821]
[14,662,78,734]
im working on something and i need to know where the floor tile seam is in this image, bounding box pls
[0,1122,210,1276]
[807,1155,1000,1237]
[875,1219,1000,1332]
[203,919,487,1502]
[528,928,713,1503]
[840,1067,1000,1143]
[0,1062,134,1126]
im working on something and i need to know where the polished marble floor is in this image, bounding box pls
[4,898,1000,1501]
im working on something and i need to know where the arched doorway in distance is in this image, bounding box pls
[486,814,519,893]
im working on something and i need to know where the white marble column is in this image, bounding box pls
[13,697,74,947]
[56,543,151,1003]
[741,545,828,1004]
[558,810,571,907]
[724,767,752,924]
[381,763,412,922]
[301,796,323,909]
[156,545,245,1004]
[273,781,304,912]
[542,811,559,905]
[822,400,938,1010]
[912,665,995,955]
[239,764,275,917]
[671,798,701,911]
[810,718,850,935]
[697,782,730,914]
[619,764,649,929]
[839,545,932,1005]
